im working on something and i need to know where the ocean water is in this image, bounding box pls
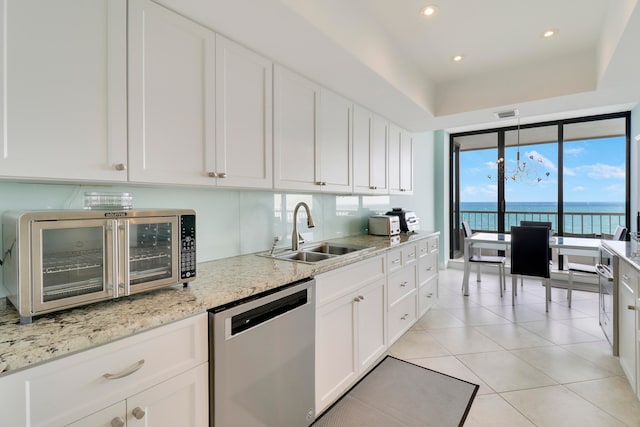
[460,201,626,235]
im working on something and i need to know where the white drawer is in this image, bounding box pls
[387,248,403,272]
[387,265,416,307]
[419,276,438,316]
[402,244,418,265]
[316,255,386,305]
[26,313,208,426]
[419,252,438,284]
[388,291,417,344]
[428,236,439,253]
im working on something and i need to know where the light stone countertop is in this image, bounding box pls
[0,232,438,376]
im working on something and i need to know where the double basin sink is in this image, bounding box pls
[262,242,374,264]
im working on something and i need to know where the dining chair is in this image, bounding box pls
[462,220,506,296]
[566,225,627,307]
[510,225,551,310]
[519,221,553,287]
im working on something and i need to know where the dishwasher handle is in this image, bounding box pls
[230,288,309,336]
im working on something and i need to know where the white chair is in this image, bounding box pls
[566,225,627,307]
[462,221,506,296]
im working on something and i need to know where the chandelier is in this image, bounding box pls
[487,115,550,184]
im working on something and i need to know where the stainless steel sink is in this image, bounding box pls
[259,241,374,264]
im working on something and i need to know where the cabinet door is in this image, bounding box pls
[128,0,216,185]
[215,35,273,189]
[0,0,127,182]
[352,105,374,194]
[273,65,320,191]
[356,279,386,371]
[619,262,637,392]
[127,363,209,427]
[388,123,401,194]
[318,88,352,193]
[66,402,126,427]
[315,293,357,414]
[399,129,414,194]
[370,113,389,192]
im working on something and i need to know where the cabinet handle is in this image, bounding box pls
[426,293,433,298]
[628,305,636,311]
[103,359,145,380]
[316,181,327,186]
[111,417,125,427]
[358,295,364,300]
[400,281,408,287]
[132,407,146,420]
[427,267,434,271]
[400,188,407,192]
[370,186,377,190]
[408,253,416,258]
[392,259,401,265]
[208,172,218,178]
[401,313,409,320]
[218,172,227,178]
[114,163,126,171]
[354,297,360,302]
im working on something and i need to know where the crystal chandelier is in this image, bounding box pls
[488,115,550,184]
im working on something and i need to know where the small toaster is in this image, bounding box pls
[369,215,401,236]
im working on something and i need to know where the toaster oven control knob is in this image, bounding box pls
[132,407,146,420]
[114,163,126,171]
[110,417,125,427]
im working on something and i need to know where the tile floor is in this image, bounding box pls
[388,268,640,426]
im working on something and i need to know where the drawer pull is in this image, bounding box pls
[408,253,416,258]
[400,281,408,287]
[353,296,365,302]
[111,417,125,427]
[401,313,409,320]
[628,305,636,311]
[426,293,433,298]
[392,259,401,264]
[132,407,146,420]
[103,359,145,380]
[427,266,434,271]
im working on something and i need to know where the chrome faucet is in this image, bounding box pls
[292,202,315,251]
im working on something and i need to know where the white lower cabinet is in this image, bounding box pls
[619,258,637,395]
[315,255,386,414]
[0,314,208,427]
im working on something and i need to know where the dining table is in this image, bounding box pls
[462,232,602,296]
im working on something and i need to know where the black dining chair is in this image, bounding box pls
[566,225,627,307]
[510,225,551,310]
[462,220,506,296]
[518,221,553,287]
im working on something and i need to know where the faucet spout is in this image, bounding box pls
[292,202,315,251]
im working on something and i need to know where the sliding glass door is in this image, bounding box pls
[449,112,630,260]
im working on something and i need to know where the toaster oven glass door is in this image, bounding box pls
[122,216,179,294]
[31,219,116,313]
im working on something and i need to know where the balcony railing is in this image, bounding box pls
[460,210,625,236]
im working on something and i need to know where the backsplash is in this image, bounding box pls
[0,182,424,297]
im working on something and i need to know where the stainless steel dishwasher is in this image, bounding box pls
[209,278,315,427]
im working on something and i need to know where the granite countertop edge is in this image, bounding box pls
[0,232,439,376]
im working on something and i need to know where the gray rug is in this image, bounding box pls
[313,356,479,427]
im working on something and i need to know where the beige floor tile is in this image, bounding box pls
[412,309,466,330]
[501,385,626,426]
[473,323,554,350]
[410,356,494,395]
[483,304,549,323]
[456,351,557,392]
[566,376,640,426]
[388,330,450,360]
[561,341,624,376]
[511,346,617,384]
[427,327,504,354]
[519,319,604,345]
[526,301,593,320]
[448,306,511,326]
[559,316,607,340]
[463,394,535,427]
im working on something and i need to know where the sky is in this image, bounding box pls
[460,136,626,204]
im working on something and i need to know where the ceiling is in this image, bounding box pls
[158,0,640,132]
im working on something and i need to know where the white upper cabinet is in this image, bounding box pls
[273,65,320,191]
[318,88,352,193]
[389,124,414,195]
[0,0,128,182]
[215,35,273,189]
[128,0,216,186]
[353,105,388,194]
[273,66,352,193]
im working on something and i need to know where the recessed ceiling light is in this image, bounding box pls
[542,28,558,38]
[452,55,463,62]
[421,5,439,17]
